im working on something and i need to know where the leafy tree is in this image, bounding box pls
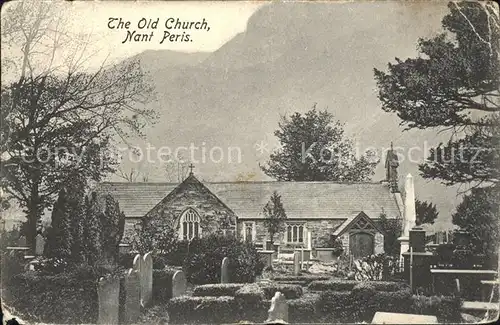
[452,186,499,266]
[131,222,179,268]
[262,191,287,246]
[45,189,72,260]
[378,213,402,256]
[261,107,378,181]
[374,2,499,187]
[415,199,439,226]
[1,1,155,252]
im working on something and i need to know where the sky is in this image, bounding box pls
[0,0,462,230]
[44,1,266,64]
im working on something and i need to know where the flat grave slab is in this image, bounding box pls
[371,312,438,324]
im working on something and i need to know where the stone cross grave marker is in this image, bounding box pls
[35,234,45,255]
[97,276,120,325]
[266,291,288,324]
[123,268,141,324]
[293,251,300,276]
[141,252,153,307]
[221,257,230,283]
[171,270,187,298]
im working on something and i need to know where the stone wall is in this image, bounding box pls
[142,177,237,239]
[238,219,345,246]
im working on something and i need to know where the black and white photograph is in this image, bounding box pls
[1,1,499,324]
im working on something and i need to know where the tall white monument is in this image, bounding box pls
[399,173,417,261]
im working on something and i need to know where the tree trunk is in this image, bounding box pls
[27,183,41,254]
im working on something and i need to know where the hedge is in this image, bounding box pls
[318,290,355,322]
[358,281,410,292]
[308,279,359,291]
[193,283,246,297]
[351,282,413,322]
[258,282,303,299]
[167,296,240,324]
[288,294,320,323]
[272,275,331,284]
[410,295,462,323]
[235,283,265,304]
[234,284,268,322]
[5,271,99,324]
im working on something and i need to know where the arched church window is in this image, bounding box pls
[179,209,201,240]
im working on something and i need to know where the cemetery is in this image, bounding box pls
[0,170,499,325]
[2,216,499,324]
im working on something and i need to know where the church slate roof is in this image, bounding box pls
[97,179,403,220]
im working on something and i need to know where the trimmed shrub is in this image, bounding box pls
[235,284,268,323]
[308,279,359,291]
[193,283,246,297]
[259,282,303,299]
[183,234,264,284]
[358,281,410,292]
[351,281,413,322]
[167,296,240,324]
[272,275,331,284]
[235,283,265,304]
[410,295,462,323]
[5,271,99,324]
[288,294,320,323]
[317,291,355,322]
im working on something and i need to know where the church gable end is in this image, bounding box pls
[143,173,237,237]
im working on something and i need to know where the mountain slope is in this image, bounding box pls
[114,2,460,230]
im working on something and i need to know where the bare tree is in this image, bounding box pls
[164,153,190,182]
[1,1,157,251]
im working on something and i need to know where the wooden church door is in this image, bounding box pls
[349,232,374,258]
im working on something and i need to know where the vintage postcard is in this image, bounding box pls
[1,0,499,324]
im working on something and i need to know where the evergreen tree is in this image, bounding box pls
[415,199,439,226]
[83,192,103,266]
[452,186,499,266]
[66,175,87,264]
[378,213,402,256]
[101,194,125,266]
[374,2,499,186]
[45,189,72,259]
[263,191,287,246]
[261,107,378,181]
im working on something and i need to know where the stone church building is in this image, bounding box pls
[98,146,404,259]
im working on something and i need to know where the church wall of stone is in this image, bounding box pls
[237,219,345,247]
[144,185,237,238]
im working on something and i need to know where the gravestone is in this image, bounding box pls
[132,254,141,273]
[122,269,141,324]
[35,234,44,255]
[98,276,120,325]
[171,270,187,298]
[221,257,230,283]
[266,291,288,324]
[371,312,437,324]
[293,251,300,276]
[141,252,153,307]
[18,236,27,247]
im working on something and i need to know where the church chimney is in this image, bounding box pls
[385,142,400,192]
[403,173,416,238]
